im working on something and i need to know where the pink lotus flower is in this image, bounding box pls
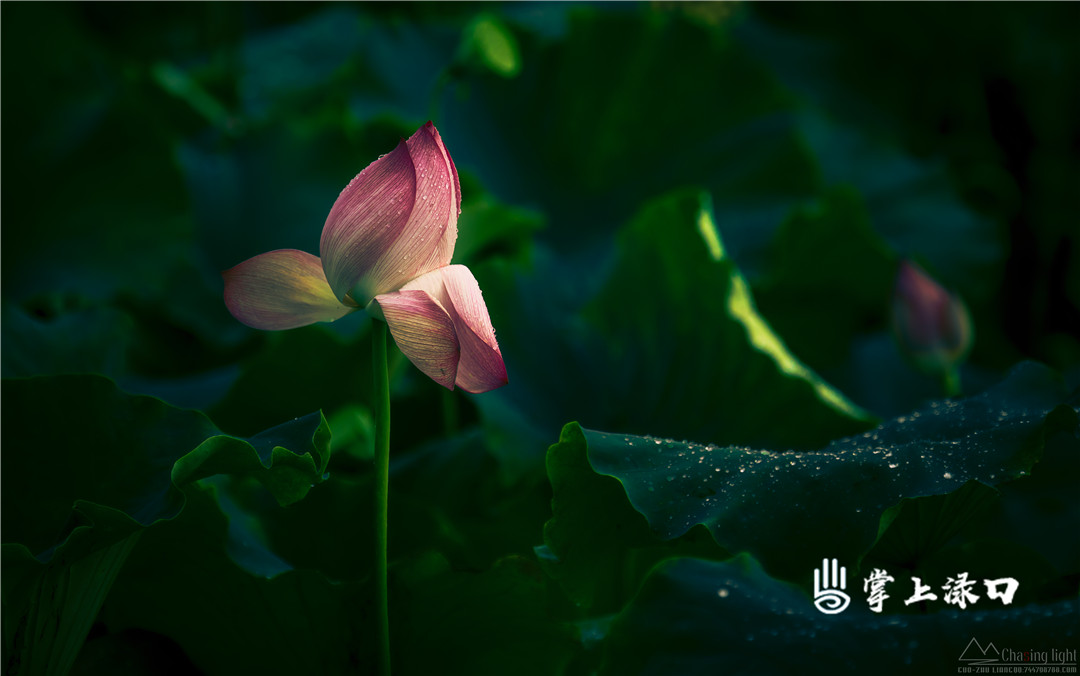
[891,260,972,375]
[223,122,507,393]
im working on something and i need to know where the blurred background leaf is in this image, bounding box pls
[1,375,331,675]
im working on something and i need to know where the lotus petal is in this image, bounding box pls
[398,265,507,393]
[223,250,354,330]
[374,289,459,390]
[322,123,460,306]
[363,123,460,299]
[319,138,417,304]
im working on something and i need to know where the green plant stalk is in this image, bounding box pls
[943,367,962,398]
[441,388,459,437]
[372,320,391,676]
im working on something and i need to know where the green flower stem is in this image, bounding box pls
[372,320,391,676]
[943,367,962,398]
[441,388,459,437]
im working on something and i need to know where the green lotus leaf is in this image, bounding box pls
[582,189,876,449]
[97,484,360,676]
[602,555,1078,675]
[752,185,896,372]
[102,487,577,676]
[544,362,1075,607]
[393,552,577,676]
[476,189,877,482]
[1,373,331,675]
[2,374,330,563]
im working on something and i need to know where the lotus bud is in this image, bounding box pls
[891,260,973,379]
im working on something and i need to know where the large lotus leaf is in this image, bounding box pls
[475,189,875,482]
[1,373,330,571]
[862,480,1004,573]
[1,374,331,676]
[237,5,367,124]
[2,374,330,565]
[220,427,553,587]
[735,7,1014,272]
[181,119,407,278]
[70,628,198,676]
[1,259,249,415]
[0,302,133,380]
[747,186,987,418]
[602,555,1079,675]
[0,288,245,416]
[393,552,577,676]
[864,402,1079,572]
[752,185,896,371]
[583,190,874,448]
[451,188,545,266]
[1,5,197,306]
[736,3,1076,249]
[964,406,1080,577]
[794,112,1002,305]
[185,431,574,671]
[860,403,1080,609]
[3,534,145,676]
[544,362,1075,598]
[97,484,361,676]
[731,10,1080,373]
[102,485,575,676]
[541,421,729,614]
[0,373,330,557]
[439,8,820,253]
[207,324,372,437]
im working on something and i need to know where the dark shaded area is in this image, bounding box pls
[2,3,1077,675]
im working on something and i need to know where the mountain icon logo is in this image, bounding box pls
[959,638,1001,665]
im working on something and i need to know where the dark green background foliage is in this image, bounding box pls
[2,3,1078,675]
